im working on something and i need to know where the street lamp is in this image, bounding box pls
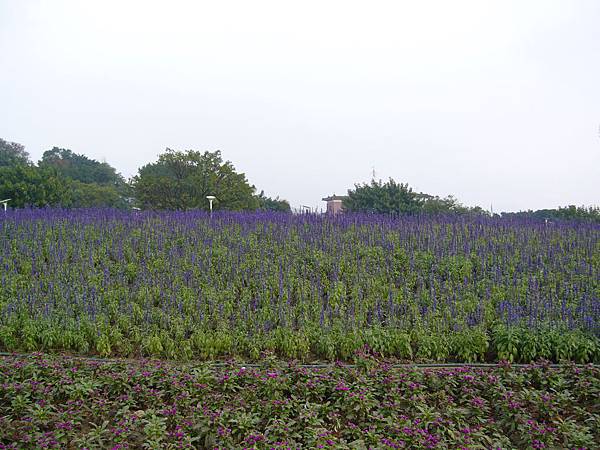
[0,199,10,212]
[206,196,216,216]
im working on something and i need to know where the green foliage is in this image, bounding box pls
[343,178,492,216]
[0,138,31,167]
[0,164,70,207]
[1,355,600,448]
[40,147,124,185]
[451,327,489,362]
[0,140,132,208]
[493,326,600,364]
[40,147,131,208]
[418,194,462,214]
[413,330,449,361]
[502,205,600,223]
[69,179,129,208]
[344,178,423,214]
[256,190,291,212]
[133,148,258,210]
[96,334,112,357]
[418,193,490,216]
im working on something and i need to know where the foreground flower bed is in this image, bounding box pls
[1,355,599,449]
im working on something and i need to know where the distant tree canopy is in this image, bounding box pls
[133,149,259,211]
[0,164,69,207]
[3,137,594,218]
[0,139,290,212]
[502,205,600,223]
[0,138,31,167]
[69,180,129,209]
[418,194,463,214]
[343,178,599,221]
[256,190,291,212]
[39,147,124,185]
[344,178,423,214]
[39,147,130,208]
[418,193,489,216]
[343,178,493,216]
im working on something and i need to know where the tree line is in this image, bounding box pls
[342,178,489,216]
[499,205,600,223]
[343,178,599,222]
[1,137,597,221]
[0,138,290,212]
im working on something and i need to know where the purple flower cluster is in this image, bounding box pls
[0,353,595,447]
[0,208,598,362]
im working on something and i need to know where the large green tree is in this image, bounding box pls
[39,147,124,185]
[39,147,131,208]
[0,165,70,207]
[0,138,31,167]
[344,178,423,214]
[133,149,258,210]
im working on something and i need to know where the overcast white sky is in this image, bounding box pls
[1,0,599,212]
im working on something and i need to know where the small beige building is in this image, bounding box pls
[322,195,346,214]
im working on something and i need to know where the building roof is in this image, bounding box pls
[322,195,347,202]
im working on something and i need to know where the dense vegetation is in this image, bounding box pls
[1,209,598,362]
[343,178,489,216]
[0,139,290,212]
[38,147,131,209]
[3,136,596,219]
[1,142,598,448]
[343,178,598,220]
[1,354,599,449]
[0,138,30,168]
[344,179,424,214]
[133,149,263,211]
[0,140,130,209]
[501,205,600,223]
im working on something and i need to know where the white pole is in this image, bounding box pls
[206,196,216,217]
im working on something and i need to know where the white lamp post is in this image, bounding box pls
[206,195,216,216]
[0,199,10,212]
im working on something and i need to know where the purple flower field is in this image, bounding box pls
[1,209,599,449]
[0,208,598,362]
[0,354,599,449]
